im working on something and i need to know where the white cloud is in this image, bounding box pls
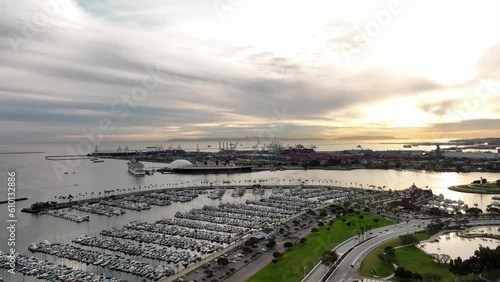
[1,0,500,143]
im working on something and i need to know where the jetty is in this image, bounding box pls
[0,197,28,204]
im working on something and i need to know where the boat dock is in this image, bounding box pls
[21,184,361,214]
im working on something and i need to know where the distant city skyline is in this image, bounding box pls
[1,0,500,143]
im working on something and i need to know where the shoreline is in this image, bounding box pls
[448,185,500,194]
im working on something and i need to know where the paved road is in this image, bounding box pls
[326,222,423,282]
[319,218,499,282]
[303,220,424,282]
[224,249,275,282]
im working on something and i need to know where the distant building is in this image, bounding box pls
[405,183,433,204]
[254,228,275,240]
[443,151,499,159]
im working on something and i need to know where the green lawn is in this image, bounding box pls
[360,232,457,281]
[466,183,500,189]
[395,246,455,281]
[359,237,401,277]
[246,213,394,282]
[450,183,500,194]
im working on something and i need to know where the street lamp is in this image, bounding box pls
[352,229,357,247]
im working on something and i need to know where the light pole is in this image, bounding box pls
[352,229,356,247]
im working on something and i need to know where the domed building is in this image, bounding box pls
[166,159,193,169]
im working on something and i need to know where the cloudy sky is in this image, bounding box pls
[1,0,500,143]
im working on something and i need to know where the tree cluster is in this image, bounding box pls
[321,250,339,267]
[265,240,276,249]
[465,207,483,217]
[30,201,58,211]
[425,221,445,235]
[449,246,500,279]
[399,234,419,246]
[429,253,451,265]
[244,237,260,247]
[378,246,395,264]
[217,257,229,266]
[394,267,422,281]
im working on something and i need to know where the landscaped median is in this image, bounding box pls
[246,212,394,282]
[359,232,455,281]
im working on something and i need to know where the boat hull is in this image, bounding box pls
[172,166,252,174]
[128,167,145,176]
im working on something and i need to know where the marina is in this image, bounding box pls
[231,187,246,197]
[72,236,201,265]
[72,203,126,217]
[27,242,173,280]
[0,252,124,282]
[40,210,90,223]
[3,184,361,281]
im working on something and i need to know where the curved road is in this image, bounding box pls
[320,218,499,282]
[303,220,426,282]
[326,222,424,282]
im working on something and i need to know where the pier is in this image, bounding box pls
[45,154,93,160]
[0,197,28,204]
[21,184,362,214]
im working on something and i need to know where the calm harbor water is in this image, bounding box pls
[419,226,500,260]
[0,142,499,281]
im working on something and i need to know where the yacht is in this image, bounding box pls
[91,156,104,163]
[490,201,500,207]
[128,157,145,176]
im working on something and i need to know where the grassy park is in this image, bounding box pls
[359,232,456,281]
[247,212,394,282]
[394,245,455,281]
[449,182,500,194]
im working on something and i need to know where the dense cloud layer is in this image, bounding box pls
[1,0,500,143]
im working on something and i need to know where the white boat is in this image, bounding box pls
[128,157,145,176]
[91,156,104,163]
[231,187,246,197]
[490,201,500,207]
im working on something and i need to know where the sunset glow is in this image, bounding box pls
[1,0,500,143]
